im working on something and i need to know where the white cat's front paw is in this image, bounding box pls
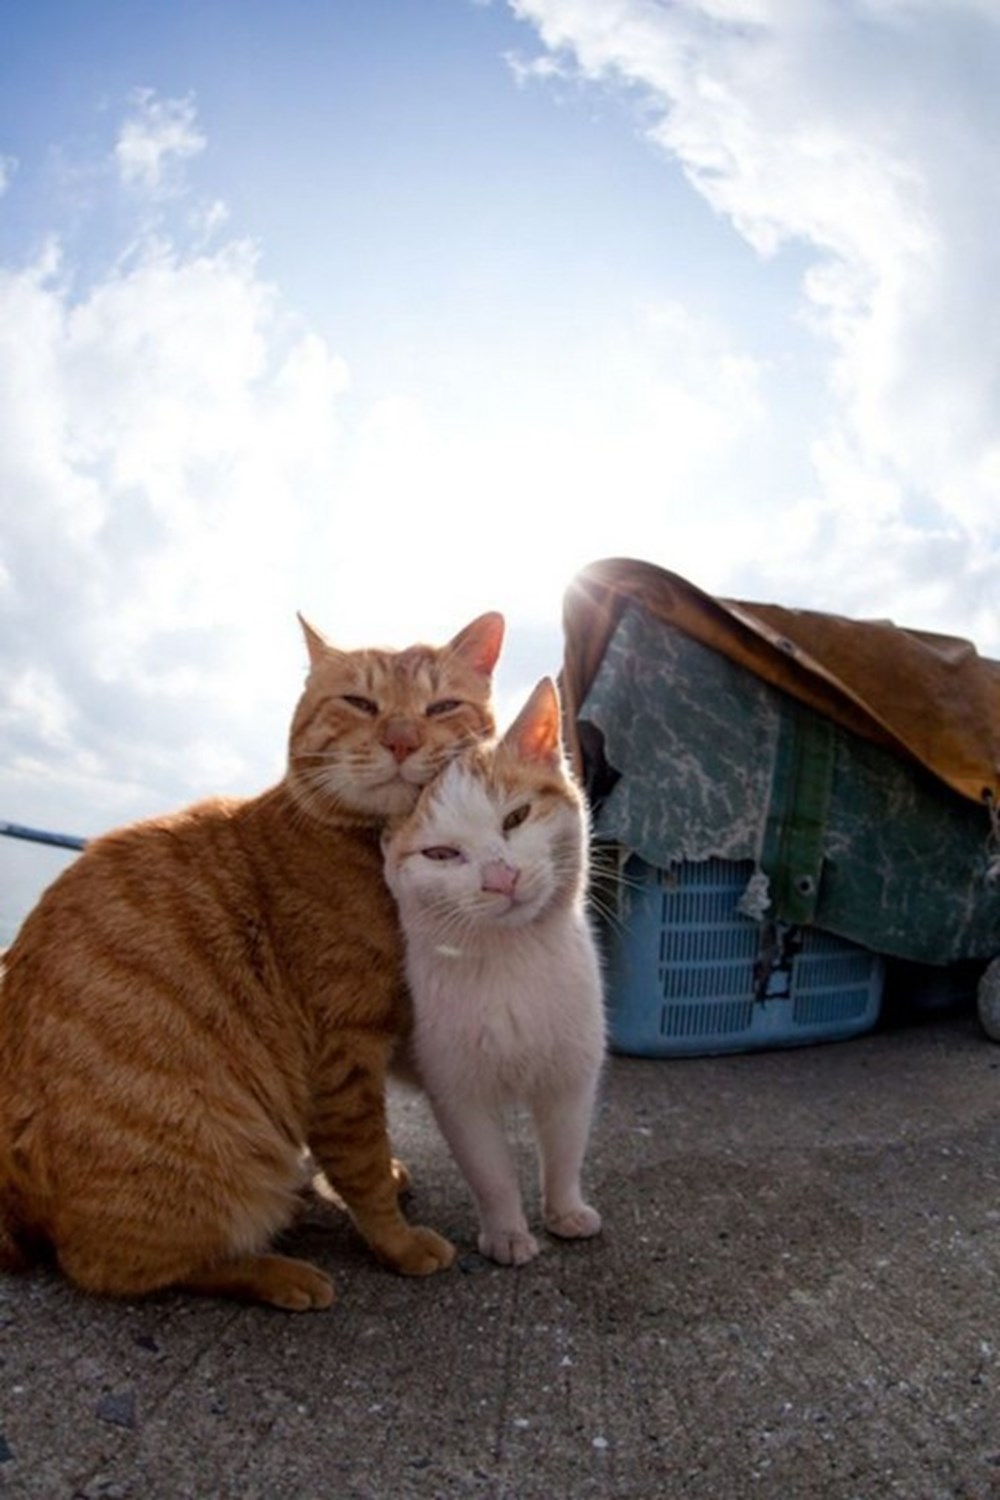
[478,1226,540,1266]
[545,1204,602,1240]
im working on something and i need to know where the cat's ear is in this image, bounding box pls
[504,677,564,768]
[446,612,505,678]
[297,612,332,668]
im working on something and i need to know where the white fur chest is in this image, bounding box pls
[406,919,604,1105]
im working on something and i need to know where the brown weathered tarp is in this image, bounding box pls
[561,557,1000,807]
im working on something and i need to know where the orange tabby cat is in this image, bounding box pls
[0,610,504,1310]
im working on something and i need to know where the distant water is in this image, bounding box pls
[0,839,80,945]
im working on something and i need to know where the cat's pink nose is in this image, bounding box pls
[381,719,421,763]
[482,860,519,897]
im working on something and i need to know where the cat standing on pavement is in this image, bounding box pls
[0,610,504,1310]
[384,677,605,1266]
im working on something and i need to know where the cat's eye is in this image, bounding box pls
[502,804,531,833]
[426,699,463,718]
[342,694,379,716]
[421,846,462,861]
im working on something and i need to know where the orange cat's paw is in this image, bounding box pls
[545,1205,602,1241]
[390,1225,456,1276]
[181,1253,336,1311]
[478,1227,540,1266]
[265,1260,337,1311]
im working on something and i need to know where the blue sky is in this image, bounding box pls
[2,0,999,936]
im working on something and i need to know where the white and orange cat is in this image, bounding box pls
[384,677,605,1266]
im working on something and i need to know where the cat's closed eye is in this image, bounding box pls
[502,805,531,833]
[342,694,379,716]
[426,699,463,718]
[422,846,463,862]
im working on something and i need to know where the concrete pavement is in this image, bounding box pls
[1,1005,998,1499]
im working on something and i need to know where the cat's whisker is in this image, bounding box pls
[587,852,645,899]
[585,889,630,938]
[589,865,644,895]
[420,899,480,943]
[288,771,339,814]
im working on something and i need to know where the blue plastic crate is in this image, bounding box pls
[599,855,884,1057]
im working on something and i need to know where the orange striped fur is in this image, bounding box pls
[0,611,504,1310]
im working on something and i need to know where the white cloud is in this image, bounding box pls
[114,88,206,193]
[511,0,1000,647]
[192,198,231,241]
[0,667,76,749]
[0,209,349,829]
[504,48,574,86]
